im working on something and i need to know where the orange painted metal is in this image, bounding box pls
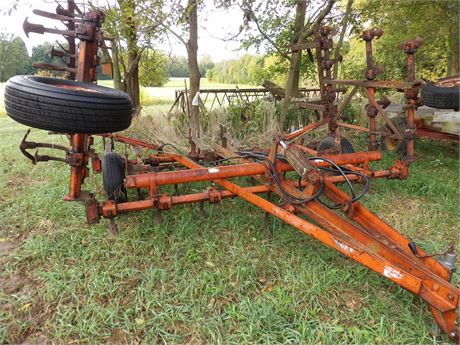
[65,13,99,200]
[99,133,161,150]
[103,185,270,217]
[66,134,87,199]
[125,162,268,190]
[285,116,330,141]
[417,127,459,142]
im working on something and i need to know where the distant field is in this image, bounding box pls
[100,77,257,113]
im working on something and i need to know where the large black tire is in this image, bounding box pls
[4,75,133,134]
[102,152,126,202]
[317,136,355,154]
[380,117,407,155]
[421,83,459,110]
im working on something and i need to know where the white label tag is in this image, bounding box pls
[383,266,403,280]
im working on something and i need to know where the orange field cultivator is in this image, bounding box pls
[4,2,459,341]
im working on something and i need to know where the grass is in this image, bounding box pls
[0,115,458,344]
[0,83,5,116]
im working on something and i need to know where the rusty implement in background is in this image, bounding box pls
[5,2,459,342]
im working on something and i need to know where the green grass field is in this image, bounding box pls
[0,83,5,117]
[0,114,458,344]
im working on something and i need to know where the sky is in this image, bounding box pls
[0,0,257,62]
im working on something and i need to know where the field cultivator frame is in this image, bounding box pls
[11,2,459,342]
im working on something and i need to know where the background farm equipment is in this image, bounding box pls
[3,1,459,342]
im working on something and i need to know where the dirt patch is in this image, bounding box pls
[0,240,16,257]
[5,173,32,188]
[0,274,38,295]
[0,235,53,344]
[0,272,51,344]
[338,289,364,312]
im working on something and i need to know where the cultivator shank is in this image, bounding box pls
[8,3,459,341]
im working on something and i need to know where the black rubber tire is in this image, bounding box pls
[102,152,126,202]
[317,136,354,154]
[380,117,407,155]
[4,75,133,134]
[421,83,459,110]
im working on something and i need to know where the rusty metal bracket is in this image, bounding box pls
[20,129,69,164]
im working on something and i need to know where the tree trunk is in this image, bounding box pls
[333,0,353,79]
[187,0,200,139]
[279,1,307,130]
[119,0,141,112]
[126,49,140,111]
[447,23,459,76]
[111,40,123,91]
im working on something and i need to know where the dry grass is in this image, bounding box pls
[132,101,282,152]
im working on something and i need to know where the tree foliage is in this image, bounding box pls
[233,0,338,83]
[206,54,264,84]
[138,49,169,86]
[205,54,292,86]
[103,0,165,109]
[0,33,30,81]
[342,0,460,80]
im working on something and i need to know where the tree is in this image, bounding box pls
[0,33,30,81]
[104,0,164,112]
[221,0,337,129]
[198,54,214,77]
[205,54,265,85]
[30,42,55,65]
[166,55,189,77]
[279,0,336,128]
[333,0,354,79]
[138,49,169,86]
[162,0,203,140]
[353,0,459,80]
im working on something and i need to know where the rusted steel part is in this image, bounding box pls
[124,150,384,190]
[362,87,404,141]
[417,128,459,142]
[323,79,422,89]
[66,134,88,200]
[66,10,101,200]
[402,39,423,163]
[322,182,459,340]
[99,133,161,150]
[125,162,276,189]
[214,147,458,341]
[104,185,269,215]
[336,121,405,140]
[32,62,77,73]
[367,87,378,150]
[285,116,330,141]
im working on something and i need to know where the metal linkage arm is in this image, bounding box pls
[20,129,69,164]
